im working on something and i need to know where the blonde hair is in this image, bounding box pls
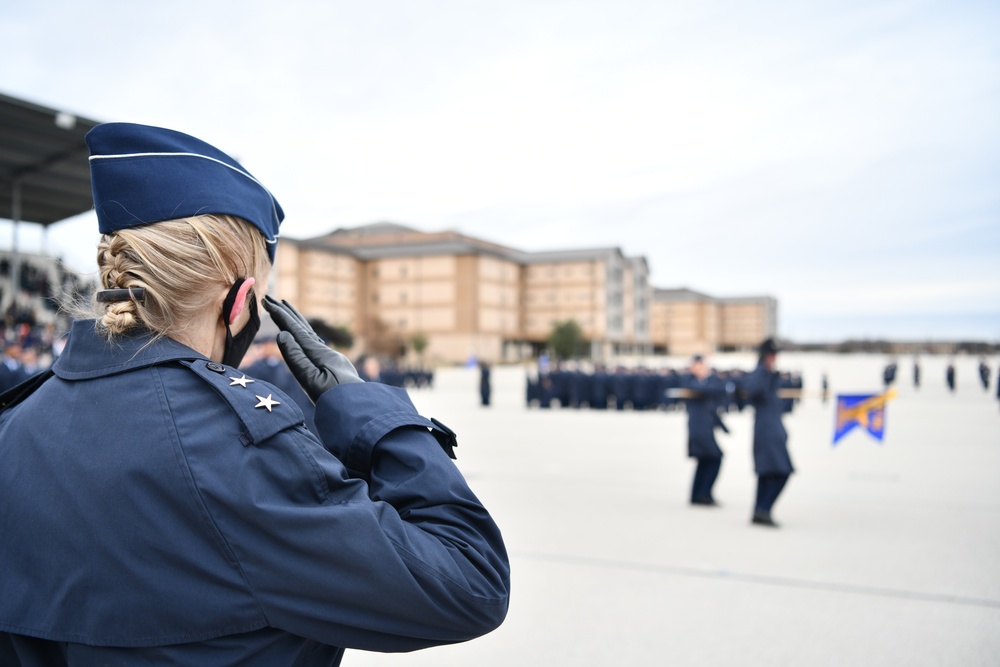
[93,214,269,341]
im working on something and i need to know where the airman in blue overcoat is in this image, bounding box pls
[588,364,610,409]
[739,338,793,527]
[611,366,631,410]
[680,356,730,506]
[479,360,492,406]
[0,341,28,393]
[0,123,509,666]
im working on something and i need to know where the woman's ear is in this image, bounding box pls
[227,277,256,325]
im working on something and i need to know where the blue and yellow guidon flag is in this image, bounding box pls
[833,389,897,444]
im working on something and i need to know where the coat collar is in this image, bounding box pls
[53,320,207,380]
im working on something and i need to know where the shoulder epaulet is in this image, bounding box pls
[180,359,305,446]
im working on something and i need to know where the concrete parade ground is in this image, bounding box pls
[349,353,1000,667]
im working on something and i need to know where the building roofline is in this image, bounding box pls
[653,287,716,301]
[290,224,640,266]
[519,247,625,264]
[717,295,777,304]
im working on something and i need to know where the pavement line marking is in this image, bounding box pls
[517,551,1000,610]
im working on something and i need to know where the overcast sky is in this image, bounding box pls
[2,0,998,342]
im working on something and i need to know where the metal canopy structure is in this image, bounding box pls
[0,91,101,226]
[0,92,104,310]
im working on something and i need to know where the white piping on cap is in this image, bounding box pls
[90,151,282,241]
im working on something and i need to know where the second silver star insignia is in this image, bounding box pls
[229,374,255,387]
[254,394,280,412]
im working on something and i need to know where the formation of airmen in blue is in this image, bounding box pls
[525,362,803,414]
[352,354,435,389]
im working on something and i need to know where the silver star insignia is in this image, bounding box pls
[254,394,280,412]
[229,374,255,387]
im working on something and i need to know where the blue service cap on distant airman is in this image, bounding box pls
[86,122,283,262]
[758,337,780,357]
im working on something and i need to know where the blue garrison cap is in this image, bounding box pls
[758,337,780,357]
[86,122,283,262]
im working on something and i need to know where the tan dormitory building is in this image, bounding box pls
[650,288,779,356]
[274,223,776,364]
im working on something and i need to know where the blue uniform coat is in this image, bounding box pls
[0,321,509,666]
[739,364,794,476]
[681,374,728,460]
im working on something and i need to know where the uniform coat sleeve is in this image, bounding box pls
[178,381,510,652]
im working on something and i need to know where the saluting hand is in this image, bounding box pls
[263,295,363,403]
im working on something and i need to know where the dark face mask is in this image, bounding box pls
[221,280,260,368]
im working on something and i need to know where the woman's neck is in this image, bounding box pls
[173,311,227,362]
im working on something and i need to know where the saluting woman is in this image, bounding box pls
[0,123,509,665]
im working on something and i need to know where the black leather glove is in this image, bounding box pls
[263,295,363,403]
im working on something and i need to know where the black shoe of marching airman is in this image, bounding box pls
[752,511,778,527]
[691,497,718,507]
